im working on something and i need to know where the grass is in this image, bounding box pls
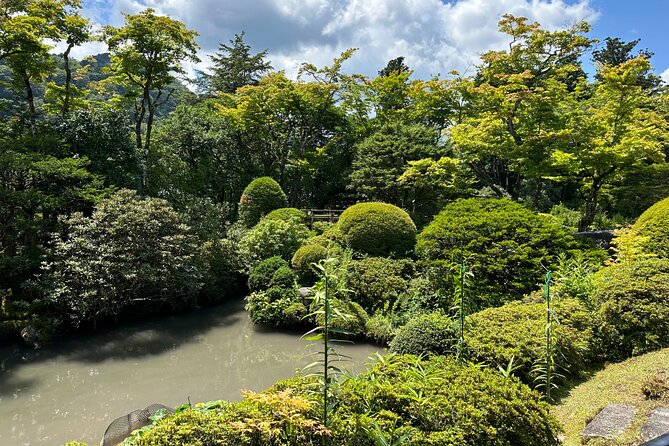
[553,348,669,446]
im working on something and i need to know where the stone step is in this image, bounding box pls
[582,404,637,440]
[641,407,669,443]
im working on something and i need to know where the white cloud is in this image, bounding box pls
[69,0,599,81]
[661,67,669,84]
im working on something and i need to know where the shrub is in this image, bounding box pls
[248,256,290,292]
[42,189,202,327]
[389,312,457,356]
[615,196,669,259]
[417,198,590,309]
[238,217,309,269]
[365,313,395,345]
[264,207,307,223]
[270,266,297,289]
[332,355,562,446]
[246,288,307,328]
[292,244,329,283]
[592,259,669,360]
[347,257,412,312]
[314,299,369,338]
[467,298,594,383]
[338,202,416,257]
[197,238,243,305]
[239,177,288,227]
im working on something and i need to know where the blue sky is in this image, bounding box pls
[66,0,669,82]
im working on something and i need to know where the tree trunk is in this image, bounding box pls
[579,183,599,231]
[135,90,148,193]
[21,68,36,136]
[62,43,74,116]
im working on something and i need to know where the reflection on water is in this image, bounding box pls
[0,299,379,446]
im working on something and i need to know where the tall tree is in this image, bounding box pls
[378,56,409,77]
[592,37,660,90]
[207,32,272,94]
[103,8,200,193]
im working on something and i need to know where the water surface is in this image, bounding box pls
[0,299,379,445]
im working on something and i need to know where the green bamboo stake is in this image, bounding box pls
[544,270,552,402]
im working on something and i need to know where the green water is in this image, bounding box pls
[0,299,379,445]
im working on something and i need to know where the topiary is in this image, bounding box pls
[615,196,669,260]
[417,198,589,309]
[332,354,562,446]
[467,298,594,384]
[292,244,329,283]
[338,202,416,257]
[591,258,669,361]
[264,207,307,224]
[269,266,297,289]
[347,257,413,312]
[389,312,456,356]
[238,177,288,227]
[238,217,310,269]
[248,256,290,292]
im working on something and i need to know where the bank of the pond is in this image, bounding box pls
[0,298,379,446]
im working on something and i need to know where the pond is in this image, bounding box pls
[0,299,380,446]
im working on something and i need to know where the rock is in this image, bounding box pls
[20,325,40,349]
[581,404,637,440]
[641,407,669,442]
[298,287,314,298]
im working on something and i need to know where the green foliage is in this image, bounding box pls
[616,196,669,260]
[347,257,412,312]
[246,288,307,328]
[248,256,291,293]
[239,176,289,227]
[292,244,329,283]
[124,389,326,446]
[197,238,242,305]
[265,207,307,224]
[42,189,202,327]
[467,298,593,384]
[315,298,369,339]
[332,355,562,446]
[592,259,669,360]
[238,217,309,269]
[271,266,298,289]
[389,312,456,357]
[338,202,416,258]
[417,198,585,309]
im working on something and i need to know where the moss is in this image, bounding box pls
[338,202,416,257]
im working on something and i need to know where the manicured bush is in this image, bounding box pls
[238,217,309,269]
[592,259,669,360]
[245,288,307,328]
[338,202,417,257]
[264,207,307,223]
[248,256,290,292]
[615,196,669,259]
[417,198,589,309]
[292,244,329,283]
[269,266,297,290]
[239,177,288,227]
[347,257,412,312]
[467,298,594,383]
[389,312,457,356]
[332,355,562,446]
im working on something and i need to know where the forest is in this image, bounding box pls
[2,1,669,445]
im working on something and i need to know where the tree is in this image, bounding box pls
[552,57,667,230]
[206,31,272,94]
[42,189,202,327]
[449,15,594,202]
[592,37,660,90]
[378,56,409,77]
[103,8,200,192]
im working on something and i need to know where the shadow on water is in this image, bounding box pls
[0,297,246,395]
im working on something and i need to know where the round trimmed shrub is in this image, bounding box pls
[592,259,669,360]
[389,312,456,356]
[269,266,297,289]
[467,298,594,383]
[292,244,328,283]
[417,198,584,309]
[338,202,416,257]
[248,256,289,292]
[348,257,412,312]
[333,355,562,446]
[616,196,669,259]
[238,177,288,227]
[264,207,306,223]
[238,217,309,269]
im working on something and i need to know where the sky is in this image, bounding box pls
[60,0,669,83]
